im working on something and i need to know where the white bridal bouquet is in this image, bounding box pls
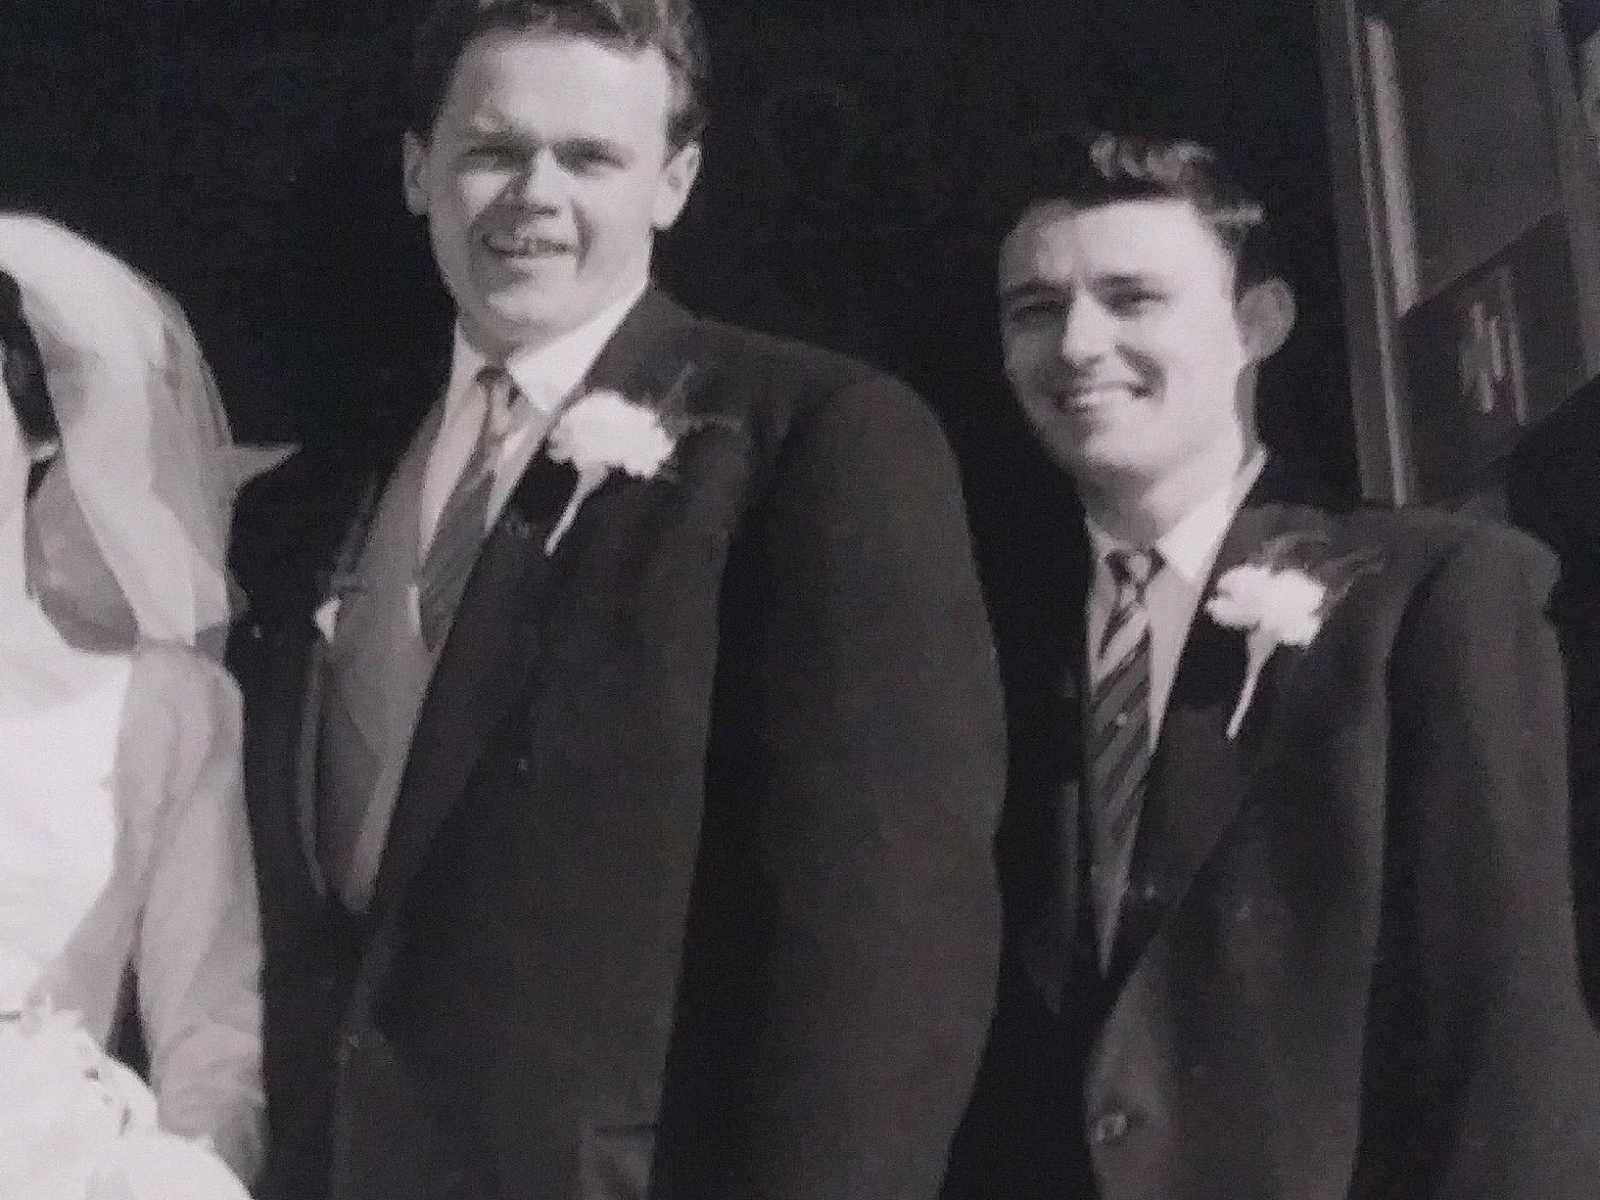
[0,949,250,1200]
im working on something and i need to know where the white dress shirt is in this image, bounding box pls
[418,279,649,556]
[1085,451,1267,747]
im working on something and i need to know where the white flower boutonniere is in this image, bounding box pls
[542,389,679,555]
[540,363,732,555]
[1204,532,1381,739]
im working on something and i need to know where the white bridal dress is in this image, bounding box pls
[0,211,284,1195]
[0,646,265,1180]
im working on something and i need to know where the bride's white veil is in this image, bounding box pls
[0,214,290,652]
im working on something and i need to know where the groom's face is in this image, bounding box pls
[403,30,701,357]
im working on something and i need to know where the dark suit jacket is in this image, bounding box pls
[946,461,1600,1199]
[240,288,1006,1200]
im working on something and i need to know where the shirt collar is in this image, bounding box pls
[1086,448,1268,587]
[444,278,649,422]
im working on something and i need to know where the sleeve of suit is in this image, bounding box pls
[1386,525,1600,1196]
[651,377,1007,1200]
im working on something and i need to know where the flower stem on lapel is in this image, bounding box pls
[1230,627,1277,739]
[545,466,608,555]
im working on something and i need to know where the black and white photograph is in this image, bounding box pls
[1,1,1597,1197]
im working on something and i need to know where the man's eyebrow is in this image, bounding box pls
[556,136,630,158]
[1096,271,1163,289]
[460,124,527,149]
[997,279,1065,304]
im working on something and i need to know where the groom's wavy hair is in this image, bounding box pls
[995,128,1278,294]
[0,269,58,454]
[409,0,710,150]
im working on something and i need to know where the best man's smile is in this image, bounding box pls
[1049,381,1149,413]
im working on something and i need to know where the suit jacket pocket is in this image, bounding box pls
[578,1120,656,1200]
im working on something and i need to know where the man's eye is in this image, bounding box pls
[559,147,622,173]
[463,145,521,168]
[1105,291,1162,315]
[1004,299,1064,324]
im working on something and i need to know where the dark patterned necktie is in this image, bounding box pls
[416,365,520,649]
[1086,546,1161,973]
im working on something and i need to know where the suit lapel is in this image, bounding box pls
[364,287,701,934]
[1108,463,1337,983]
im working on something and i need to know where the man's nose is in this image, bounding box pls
[1059,296,1113,363]
[508,150,562,209]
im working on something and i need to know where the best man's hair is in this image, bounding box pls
[997,128,1278,292]
[409,0,711,150]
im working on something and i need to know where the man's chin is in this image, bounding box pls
[471,296,585,349]
[1047,435,1161,483]
[462,278,638,351]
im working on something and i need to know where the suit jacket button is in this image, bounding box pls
[1089,1109,1131,1145]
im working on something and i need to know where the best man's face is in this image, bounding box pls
[997,198,1257,488]
[403,31,701,357]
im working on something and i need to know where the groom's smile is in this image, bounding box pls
[480,230,575,261]
[402,29,701,360]
[477,225,580,286]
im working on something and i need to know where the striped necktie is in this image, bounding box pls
[416,364,520,649]
[1086,546,1161,973]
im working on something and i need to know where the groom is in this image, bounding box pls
[241,2,1004,1198]
[944,130,1600,1199]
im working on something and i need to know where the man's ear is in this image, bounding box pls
[651,141,702,231]
[402,131,431,216]
[1236,277,1296,363]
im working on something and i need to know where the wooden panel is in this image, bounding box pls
[1317,0,1417,502]
[1388,0,1563,300]
[1401,213,1586,493]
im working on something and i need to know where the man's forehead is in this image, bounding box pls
[444,29,675,121]
[999,197,1230,287]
